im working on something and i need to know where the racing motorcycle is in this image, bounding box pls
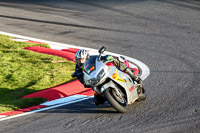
[82,46,145,113]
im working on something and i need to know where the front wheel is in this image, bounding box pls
[104,88,128,113]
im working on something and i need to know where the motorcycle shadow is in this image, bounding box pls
[45,98,123,114]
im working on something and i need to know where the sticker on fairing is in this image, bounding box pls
[112,69,126,82]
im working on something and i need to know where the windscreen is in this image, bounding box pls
[83,55,98,74]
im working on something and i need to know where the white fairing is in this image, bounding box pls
[83,57,139,104]
[83,59,108,86]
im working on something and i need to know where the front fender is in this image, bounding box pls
[101,80,137,105]
[101,81,117,93]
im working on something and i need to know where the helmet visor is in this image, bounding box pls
[79,58,86,64]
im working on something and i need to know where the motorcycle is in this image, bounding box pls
[82,46,145,113]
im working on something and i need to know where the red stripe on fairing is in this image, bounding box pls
[129,85,135,92]
[106,63,114,66]
[0,105,46,116]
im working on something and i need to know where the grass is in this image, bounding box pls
[0,35,76,113]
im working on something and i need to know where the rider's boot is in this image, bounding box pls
[94,92,106,106]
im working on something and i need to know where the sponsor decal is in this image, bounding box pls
[112,69,126,82]
[129,85,135,92]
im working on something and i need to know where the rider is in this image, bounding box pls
[72,49,143,106]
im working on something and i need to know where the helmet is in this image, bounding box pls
[75,49,89,65]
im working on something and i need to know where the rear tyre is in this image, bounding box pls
[104,88,128,113]
[137,93,146,101]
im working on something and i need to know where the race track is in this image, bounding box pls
[0,0,200,132]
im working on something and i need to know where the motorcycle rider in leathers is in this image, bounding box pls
[72,49,144,106]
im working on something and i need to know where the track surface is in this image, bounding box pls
[0,0,200,133]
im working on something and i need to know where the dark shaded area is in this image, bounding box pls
[158,0,200,11]
[43,98,119,114]
[0,14,135,33]
[0,0,200,11]
[0,14,180,38]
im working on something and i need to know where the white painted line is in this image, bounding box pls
[0,115,6,118]
[0,96,92,121]
[41,95,88,106]
[12,38,29,42]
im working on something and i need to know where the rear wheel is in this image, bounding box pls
[104,88,128,113]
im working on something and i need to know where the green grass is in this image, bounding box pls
[0,35,76,113]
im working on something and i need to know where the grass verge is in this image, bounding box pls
[0,35,75,113]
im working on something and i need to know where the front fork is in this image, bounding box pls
[113,87,123,98]
[93,87,101,95]
[94,85,122,98]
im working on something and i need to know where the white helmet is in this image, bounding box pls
[75,49,89,65]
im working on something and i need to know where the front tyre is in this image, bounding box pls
[104,88,128,113]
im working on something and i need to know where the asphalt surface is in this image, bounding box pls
[0,0,200,133]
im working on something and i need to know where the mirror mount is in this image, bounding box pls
[98,46,106,54]
[98,46,106,61]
